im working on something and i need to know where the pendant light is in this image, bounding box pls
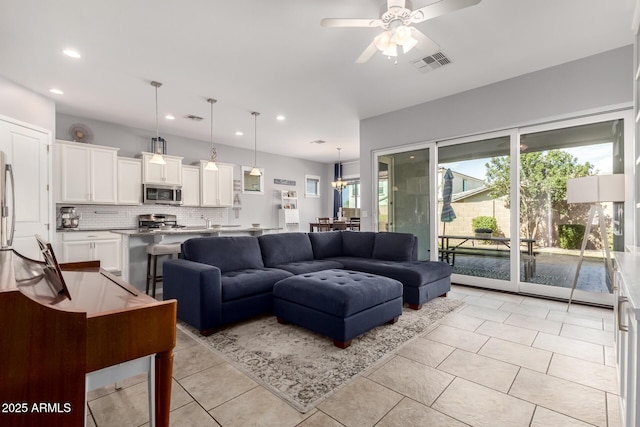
[331,147,348,192]
[149,81,166,165]
[204,98,219,171]
[249,111,261,176]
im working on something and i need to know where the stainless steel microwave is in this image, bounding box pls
[143,184,182,205]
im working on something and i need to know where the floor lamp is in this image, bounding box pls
[566,174,626,310]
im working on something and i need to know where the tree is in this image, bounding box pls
[485,150,594,243]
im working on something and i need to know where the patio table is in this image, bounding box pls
[439,234,537,280]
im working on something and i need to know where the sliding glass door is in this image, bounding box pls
[434,111,631,304]
[375,147,432,260]
[517,114,631,305]
[437,131,517,293]
[373,110,631,304]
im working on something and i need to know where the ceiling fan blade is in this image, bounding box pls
[321,18,383,28]
[409,0,481,24]
[387,0,406,10]
[411,28,441,54]
[356,42,379,64]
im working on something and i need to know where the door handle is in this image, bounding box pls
[618,296,629,332]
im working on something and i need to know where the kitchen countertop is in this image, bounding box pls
[57,226,280,235]
[110,226,280,236]
[56,227,137,232]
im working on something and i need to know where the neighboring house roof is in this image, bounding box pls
[441,186,492,202]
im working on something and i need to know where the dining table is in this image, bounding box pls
[309,220,359,232]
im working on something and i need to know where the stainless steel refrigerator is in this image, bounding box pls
[1,150,15,248]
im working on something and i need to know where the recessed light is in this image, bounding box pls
[276,115,285,121]
[63,49,81,59]
[235,131,244,136]
[49,88,63,95]
[165,115,175,120]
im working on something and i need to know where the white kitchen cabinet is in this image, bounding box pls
[140,152,183,185]
[57,140,118,204]
[182,165,200,206]
[117,157,142,205]
[613,250,640,426]
[197,161,234,207]
[60,231,121,272]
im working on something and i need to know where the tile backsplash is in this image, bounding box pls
[56,204,229,230]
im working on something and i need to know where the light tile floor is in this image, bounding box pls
[86,285,622,426]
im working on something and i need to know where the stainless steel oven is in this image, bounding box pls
[143,184,182,205]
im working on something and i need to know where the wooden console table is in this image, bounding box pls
[0,248,176,427]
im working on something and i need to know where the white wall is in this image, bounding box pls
[359,46,634,231]
[56,113,328,229]
[0,75,55,131]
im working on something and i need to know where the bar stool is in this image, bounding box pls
[146,243,181,298]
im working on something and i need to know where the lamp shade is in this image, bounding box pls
[566,174,626,203]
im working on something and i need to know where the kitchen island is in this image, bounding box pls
[111,226,279,292]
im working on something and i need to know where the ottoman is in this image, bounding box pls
[273,269,403,349]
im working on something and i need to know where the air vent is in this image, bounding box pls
[310,139,326,144]
[185,114,203,121]
[410,51,451,73]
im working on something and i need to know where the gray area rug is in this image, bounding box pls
[179,297,463,412]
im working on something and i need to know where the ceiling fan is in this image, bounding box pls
[321,0,481,63]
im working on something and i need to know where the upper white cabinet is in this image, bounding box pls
[117,157,142,205]
[57,140,118,204]
[196,161,234,207]
[181,165,200,207]
[140,152,183,185]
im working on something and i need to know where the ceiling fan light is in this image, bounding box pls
[394,26,413,45]
[402,36,418,53]
[382,42,398,57]
[374,31,392,51]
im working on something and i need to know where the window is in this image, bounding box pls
[342,181,360,208]
[305,174,320,198]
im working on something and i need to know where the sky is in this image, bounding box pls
[441,142,614,181]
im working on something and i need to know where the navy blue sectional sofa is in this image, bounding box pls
[163,231,451,335]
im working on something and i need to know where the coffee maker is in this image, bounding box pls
[59,206,80,228]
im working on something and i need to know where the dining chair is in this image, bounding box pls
[348,217,360,231]
[317,217,331,232]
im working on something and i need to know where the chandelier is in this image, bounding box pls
[331,148,348,192]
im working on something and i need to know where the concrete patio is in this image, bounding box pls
[448,249,609,293]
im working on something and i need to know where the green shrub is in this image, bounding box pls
[472,216,497,235]
[558,224,586,249]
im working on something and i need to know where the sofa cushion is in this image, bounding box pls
[258,233,314,267]
[221,268,293,302]
[330,258,451,288]
[372,232,417,261]
[341,231,376,258]
[308,231,343,259]
[182,236,264,274]
[274,259,344,275]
